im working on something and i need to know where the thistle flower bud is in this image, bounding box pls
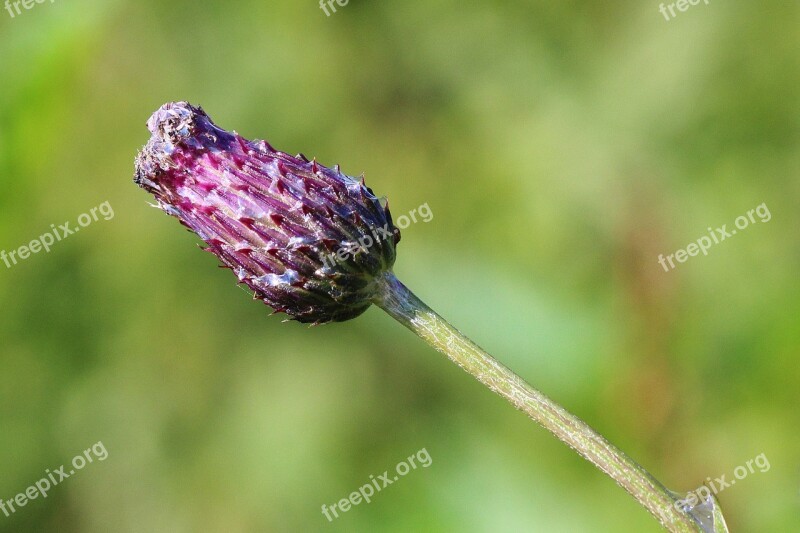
[134,102,400,323]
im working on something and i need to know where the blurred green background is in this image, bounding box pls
[0,1,798,531]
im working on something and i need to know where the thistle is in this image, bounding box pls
[134,102,726,533]
[134,102,399,323]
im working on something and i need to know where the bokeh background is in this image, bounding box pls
[0,1,798,531]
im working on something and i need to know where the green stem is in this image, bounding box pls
[373,271,703,532]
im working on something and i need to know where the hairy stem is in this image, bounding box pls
[374,271,704,532]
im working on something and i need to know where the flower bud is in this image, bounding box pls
[134,102,400,323]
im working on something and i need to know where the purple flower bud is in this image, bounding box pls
[134,102,400,323]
